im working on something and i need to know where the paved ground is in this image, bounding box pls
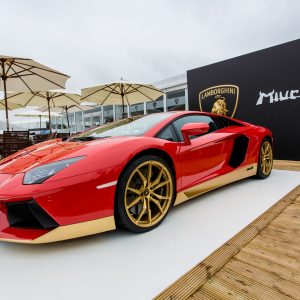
[0,170,300,300]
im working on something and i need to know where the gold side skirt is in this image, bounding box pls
[174,163,257,205]
[0,216,116,244]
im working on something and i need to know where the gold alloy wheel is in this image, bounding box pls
[124,160,173,227]
[260,140,273,176]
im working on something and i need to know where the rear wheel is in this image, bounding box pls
[115,155,174,233]
[256,138,273,179]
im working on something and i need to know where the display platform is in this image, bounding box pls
[0,170,300,300]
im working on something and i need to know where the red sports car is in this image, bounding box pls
[0,111,273,243]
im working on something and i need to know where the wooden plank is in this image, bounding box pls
[262,226,300,243]
[224,259,300,299]
[200,277,254,300]
[215,269,294,300]
[242,243,300,271]
[235,251,300,285]
[273,160,300,171]
[258,230,300,250]
[188,289,218,300]
[251,235,300,258]
[272,215,300,227]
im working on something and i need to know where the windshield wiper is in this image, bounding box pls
[70,136,111,142]
[70,136,98,141]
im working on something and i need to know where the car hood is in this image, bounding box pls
[0,137,130,175]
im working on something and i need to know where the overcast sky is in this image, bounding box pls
[2,0,300,91]
[1,0,300,123]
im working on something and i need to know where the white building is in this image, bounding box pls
[50,73,188,133]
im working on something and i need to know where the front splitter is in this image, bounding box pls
[0,216,116,244]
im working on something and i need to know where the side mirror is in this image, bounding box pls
[181,123,209,145]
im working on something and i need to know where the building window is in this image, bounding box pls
[92,116,101,127]
[147,96,163,114]
[50,117,56,130]
[84,117,91,130]
[130,102,144,116]
[75,111,83,133]
[166,89,185,111]
[68,113,75,132]
[103,105,114,123]
[56,117,62,130]
[115,104,128,120]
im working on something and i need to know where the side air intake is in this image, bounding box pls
[228,135,249,168]
[6,200,58,229]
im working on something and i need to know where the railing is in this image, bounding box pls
[3,131,30,157]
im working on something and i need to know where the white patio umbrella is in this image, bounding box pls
[0,56,70,131]
[38,103,95,132]
[6,91,81,132]
[15,111,62,129]
[81,79,164,117]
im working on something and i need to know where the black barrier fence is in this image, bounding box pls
[187,39,300,161]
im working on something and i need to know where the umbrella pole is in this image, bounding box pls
[121,84,125,119]
[66,107,70,136]
[122,94,125,118]
[39,115,42,130]
[47,97,52,133]
[3,79,9,131]
[1,61,9,131]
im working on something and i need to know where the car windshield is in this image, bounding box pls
[72,113,173,139]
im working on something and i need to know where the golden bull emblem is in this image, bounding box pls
[199,85,239,118]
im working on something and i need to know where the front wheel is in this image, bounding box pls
[115,155,175,233]
[256,138,273,179]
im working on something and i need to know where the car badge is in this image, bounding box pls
[199,84,239,117]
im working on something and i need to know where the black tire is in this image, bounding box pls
[255,138,273,179]
[115,154,175,233]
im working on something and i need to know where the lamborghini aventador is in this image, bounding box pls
[0,111,273,243]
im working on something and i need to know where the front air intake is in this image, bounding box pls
[6,200,58,229]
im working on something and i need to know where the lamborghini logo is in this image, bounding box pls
[199,84,239,118]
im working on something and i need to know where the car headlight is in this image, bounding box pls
[23,156,85,184]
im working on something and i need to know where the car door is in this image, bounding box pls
[171,114,236,190]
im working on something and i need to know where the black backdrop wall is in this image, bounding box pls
[187,39,300,160]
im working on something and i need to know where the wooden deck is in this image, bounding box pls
[273,160,300,171]
[155,161,300,300]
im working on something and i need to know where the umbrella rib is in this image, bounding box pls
[24,93,38,106]
[123,85,133,94]
[127,84,155,101]
[10,74,38,78]
[63,93,82,104]
[13,60,69,77]
[100,84,120,105]
[51,93,63,99]
[81,86,108,100]
[123,88,137,95]
[81,84,118,101]
[12,62,66,89]
[8,66,35,77]
[9,64,35,93]
[4,58,15,76]
[5,92,24,101]
[35,91,47,99]
[103,85,120,94]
